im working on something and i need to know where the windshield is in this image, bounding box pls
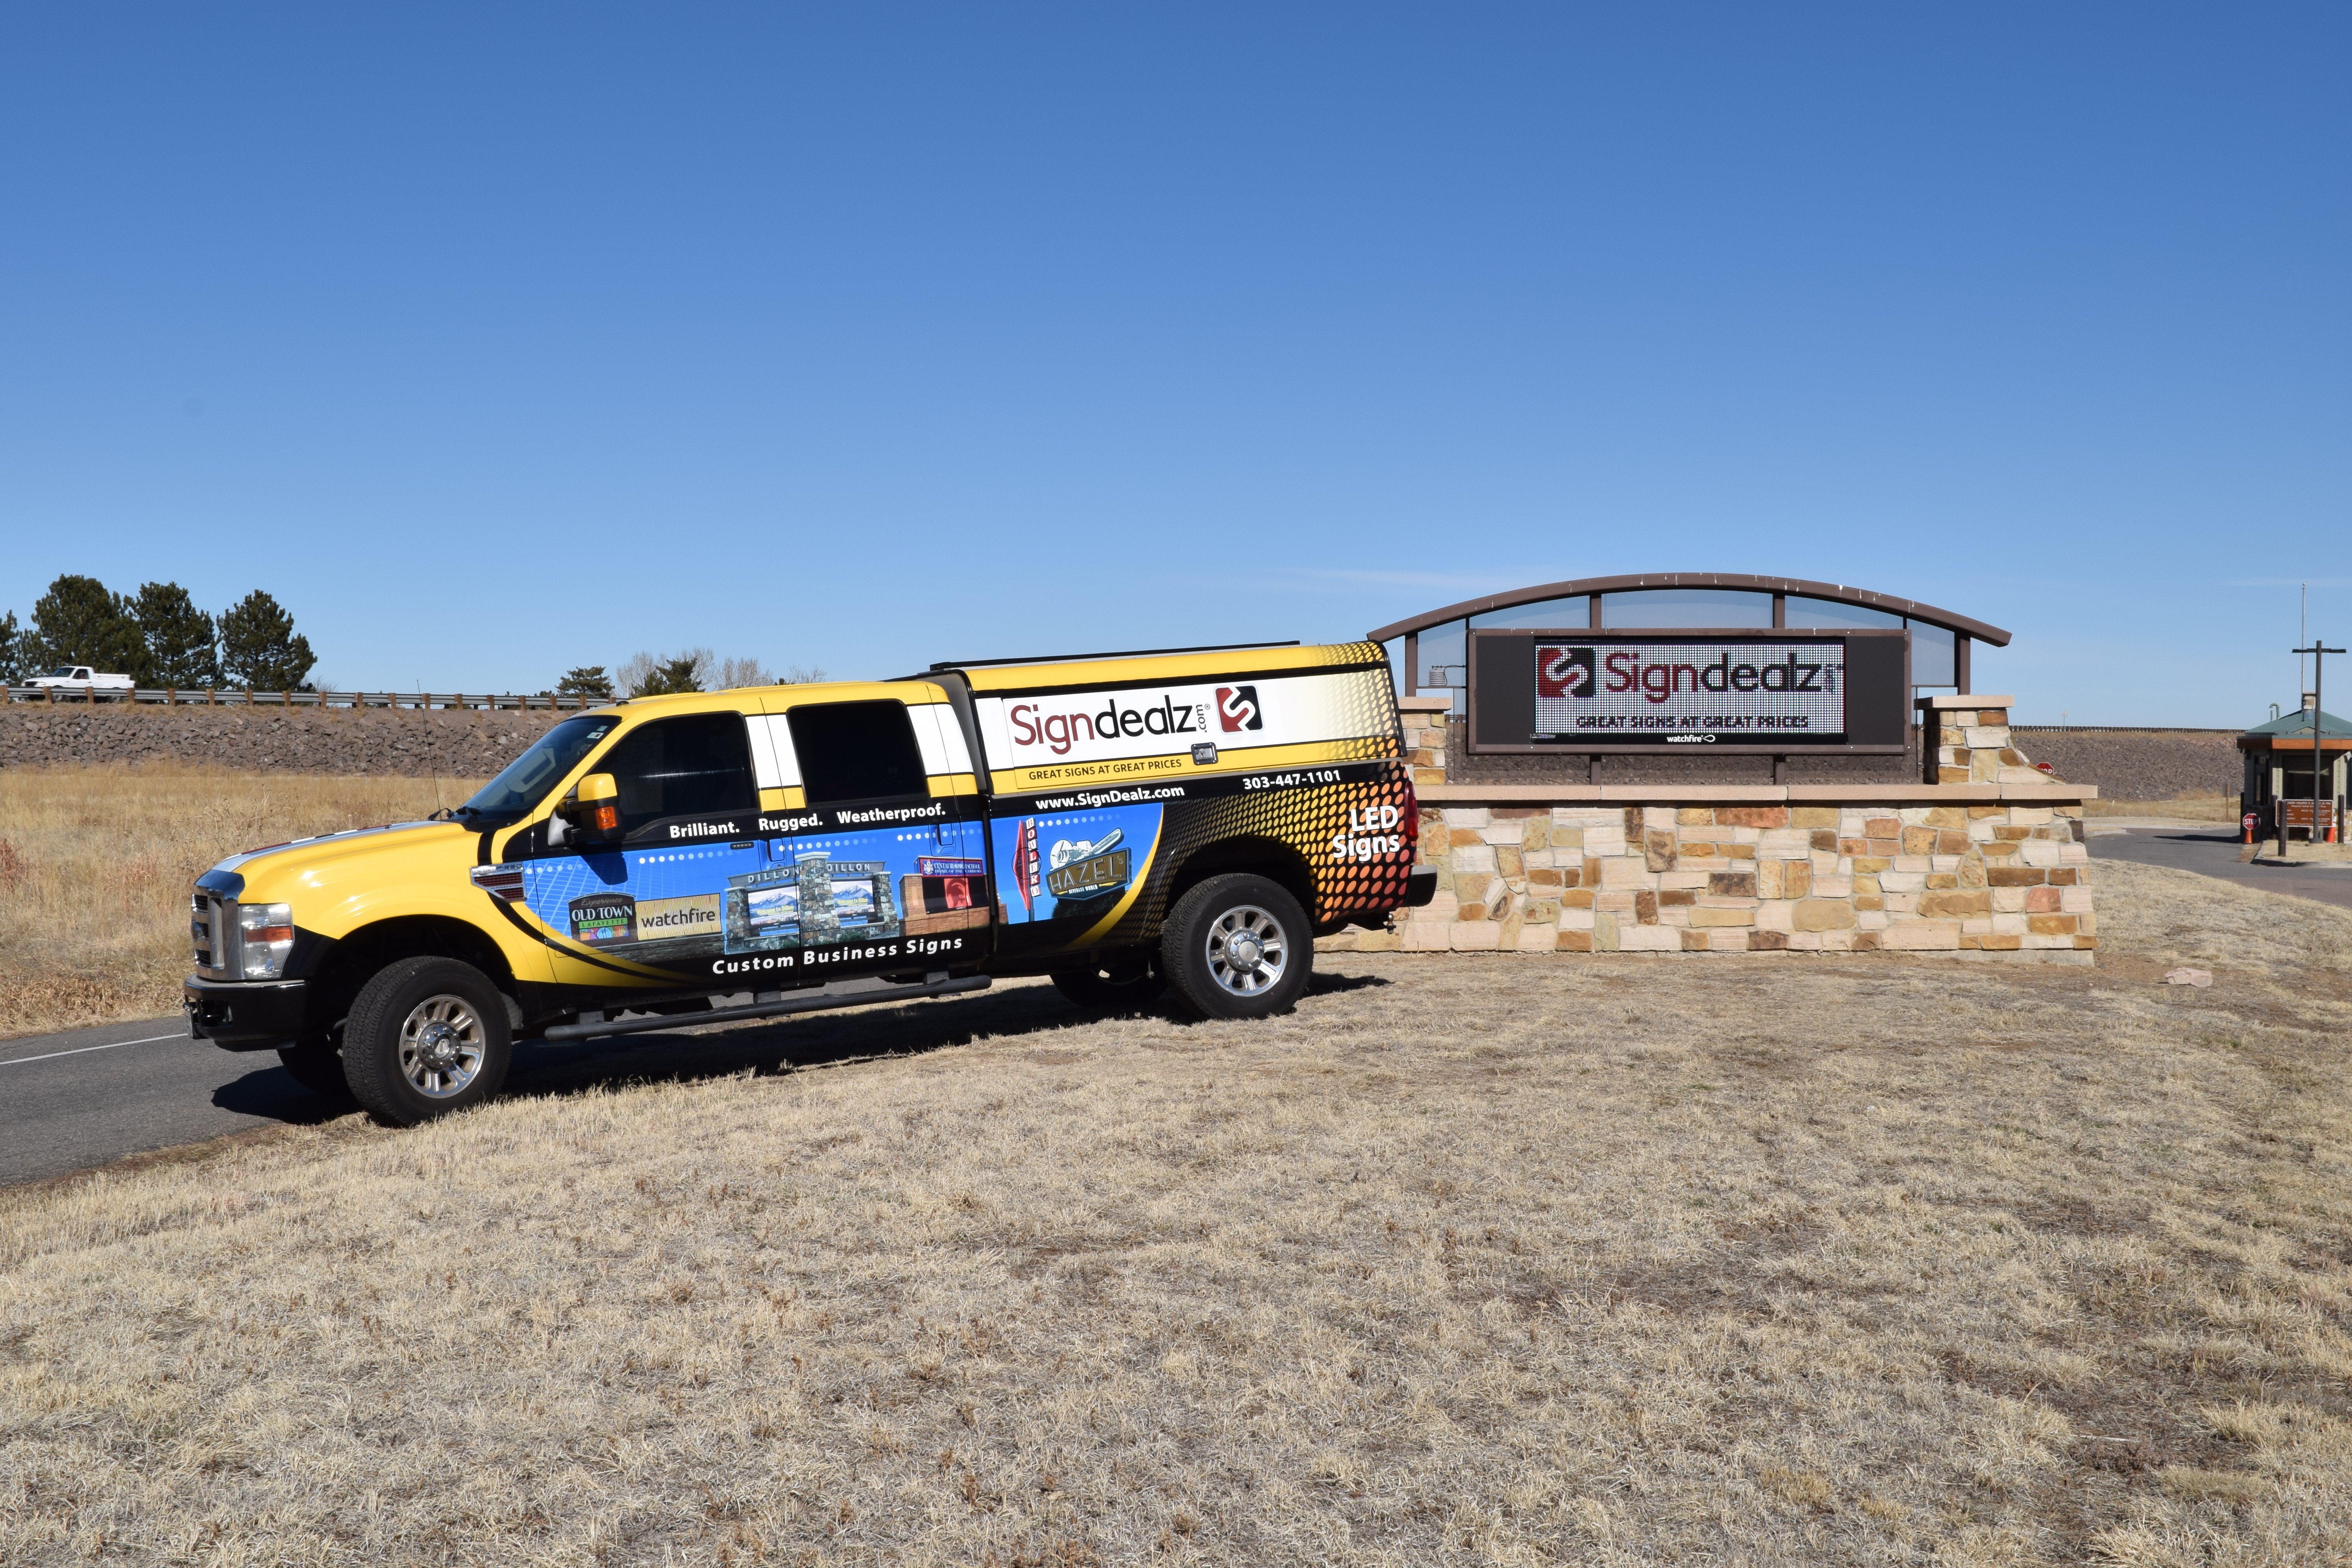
[457,714,623,823]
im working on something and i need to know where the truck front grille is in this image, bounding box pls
[191,892,235,978]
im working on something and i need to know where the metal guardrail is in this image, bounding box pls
[3,686,598,710]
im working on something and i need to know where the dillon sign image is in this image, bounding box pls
[1466,629,1910,754]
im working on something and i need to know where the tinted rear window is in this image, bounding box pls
[788,701,928,804]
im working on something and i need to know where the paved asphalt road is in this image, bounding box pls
[0,1014,329,1188]
[0,978,1102,1190]
[4,833,2341,1190]
[2085,822,2352,911]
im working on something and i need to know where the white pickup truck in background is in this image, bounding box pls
[26,665,137,699]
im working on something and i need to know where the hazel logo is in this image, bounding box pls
[1215,685,1261,732]
[1537,646,1596,699]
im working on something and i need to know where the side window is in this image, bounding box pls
[788,701,928,805]
[594,713,756,835]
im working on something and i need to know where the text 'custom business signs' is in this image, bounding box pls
[1469,629,1910,753]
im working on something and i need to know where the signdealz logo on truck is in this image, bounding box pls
[1216,685,1261,731]
[974,669,1390,788]
[1005,695,1209,756]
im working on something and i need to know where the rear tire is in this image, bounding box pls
[1050,951,1167,1012]
[1158,873,1312,1021]
[276,1043,352,1098]
[341,957,513,1126]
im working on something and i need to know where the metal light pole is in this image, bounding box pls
[2292,640,2343,848]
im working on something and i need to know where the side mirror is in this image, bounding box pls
[558,772,622,844]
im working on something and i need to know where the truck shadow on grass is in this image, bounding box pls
[213,969,1391,1121]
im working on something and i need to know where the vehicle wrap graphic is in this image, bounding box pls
[1216,685,1262,731]
[520,817,991,984]
[725,855,898,951]
[992,804,1165,936]
[969,659,1396,792]
[1012,818,1040,916]
[570,893,635,944]
[185,642,1437,1054]
[987,757,1416,959]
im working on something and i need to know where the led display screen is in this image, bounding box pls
[1468,630,1909,753]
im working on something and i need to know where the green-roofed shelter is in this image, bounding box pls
[2239,706,2352,840]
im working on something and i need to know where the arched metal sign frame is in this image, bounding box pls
[1367,572,2012,698]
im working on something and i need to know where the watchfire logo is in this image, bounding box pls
[1216,686,1262,732]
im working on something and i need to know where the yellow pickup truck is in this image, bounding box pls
[186,639,1433,1123]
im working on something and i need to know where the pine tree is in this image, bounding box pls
[0,611,22,685]
[617,649,711,697]
[133,582,221,688]
[636,655,705,696]
[555,665,615,700]
[28,575,149,682]
[218,590,317,691]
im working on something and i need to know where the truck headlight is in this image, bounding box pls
[238,903,295,979]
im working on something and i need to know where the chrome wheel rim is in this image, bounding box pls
[1204,904,1287,998]
[397,994,486,1098]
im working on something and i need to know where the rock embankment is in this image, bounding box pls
[2014,728,2241,802]
[0,704,568,777]
[0,706,2256,799]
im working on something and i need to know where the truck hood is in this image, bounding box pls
[196,820,476,901]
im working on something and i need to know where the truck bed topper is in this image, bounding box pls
[928,639,1299,672]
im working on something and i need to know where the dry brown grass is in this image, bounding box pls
[4,849,2351,1564]
[0,766,483,1038]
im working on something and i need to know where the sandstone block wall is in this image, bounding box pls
[1332,694,2098,962]
[1933,704,2059,785]
[1352,798,2092,958]
[1401,702,1448,790]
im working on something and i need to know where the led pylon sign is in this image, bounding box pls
[1468,628,1909,754]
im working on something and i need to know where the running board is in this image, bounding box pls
[540,973,991,1043]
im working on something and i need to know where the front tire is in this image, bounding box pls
[1158,873,1312,1021]
[341,957,512,1125]
[1051,950,1167,1012]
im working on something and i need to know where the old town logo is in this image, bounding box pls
[568,894,635,944]
[1216,685,1262,732]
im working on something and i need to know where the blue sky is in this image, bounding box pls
[2,5,2344,723]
